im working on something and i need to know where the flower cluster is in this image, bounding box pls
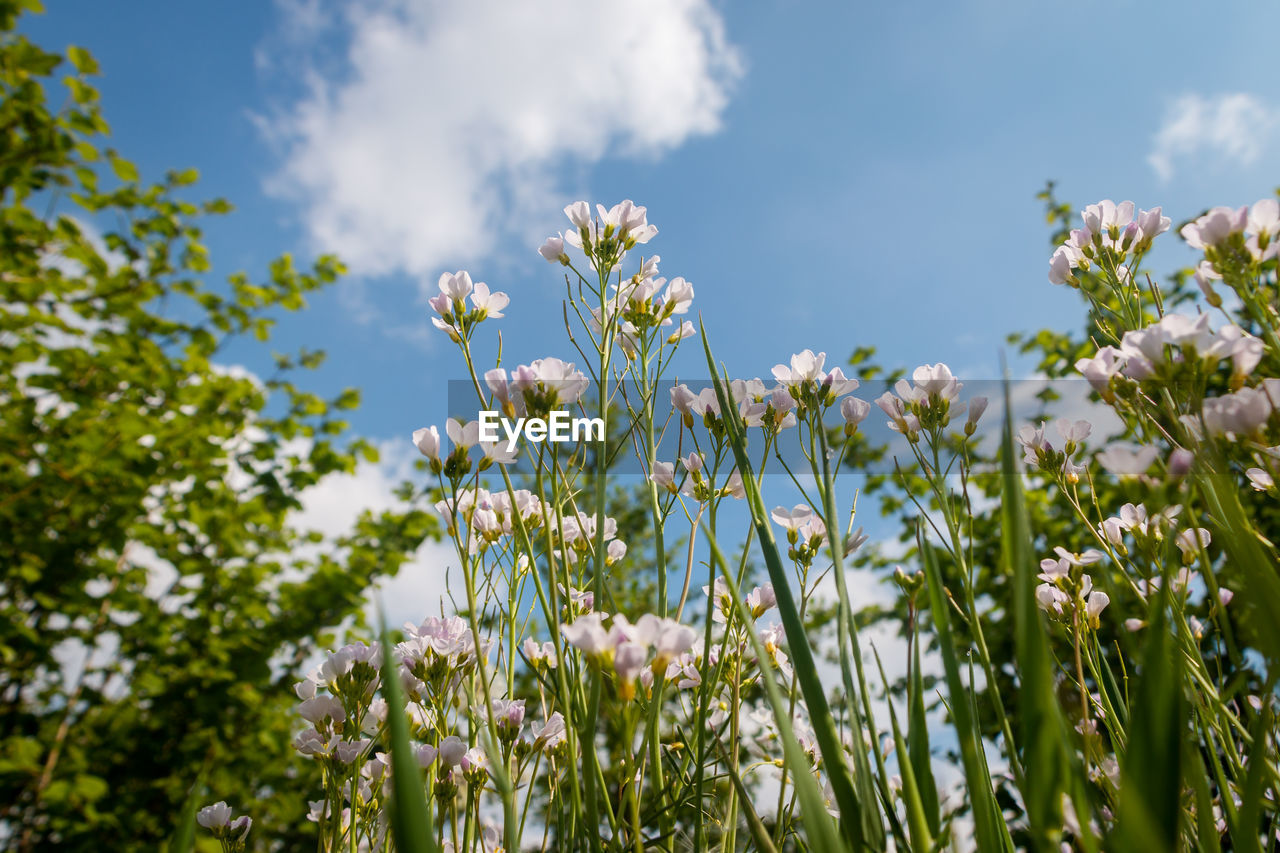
[1047,199,1170,286]
[428,271,509,343]
[561,612,698,700]
[875,363,987,441]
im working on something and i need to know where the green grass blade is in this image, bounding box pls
[999,380,1077,852]
[872,647,935,852]
[166,768,206,853]
[1111,582,1183,853]
[700,322,871,849]
[379,611,439,853]
[906,611,941,836]
[919,524,1014,852]
[704,525,849,853]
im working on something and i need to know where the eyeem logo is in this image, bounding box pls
[478,410,604,453]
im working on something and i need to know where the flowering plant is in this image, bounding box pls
[202,190,1280,852]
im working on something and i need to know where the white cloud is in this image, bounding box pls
[260,0,742,283]
[1148,93,1278,182]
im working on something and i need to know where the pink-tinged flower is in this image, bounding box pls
[1048,246,1076,285]
[1099,517,1125,547]
[490,698,526,734]
[650,461,678,495]
[511,357,590,409]
[1182,205,1249,249]
[666,321,696,345]
[1035,583,1069,615]
[841,396,870,427]
[564,201,591,230]
[910,363,961,400]
[335,739,370,764]
[1038,557,1070,583]
[1168,448,1194,477]
[1082,199,1135,237]
[773,349,826,384]
[746,584,777,618]
[1054,418,1091,447]
[613,640,648,685]
[1219,588,1235,606]
[845,527,868,554]
[561,613,611,656]
[298,695,345,728]
[416,743,438,768]
[197,802,233,829]
[1198,388,1272,437]
[606,539,628,565]
[670,384,699,424]
[1175,528,1211,562]
[1085,591,1110,626]
[770,504,813,533]
[531,711,567,751]
[1095,443,1158,476]
[1075,346,1126,396]
[966,396,989,429]
[1249,197,1280,239]
[539,234,569,264]
[438,735,467,767]
[721,469,746,499]
[661,277,694,316]
[1247,467,1274,492]
[413,426,441,464]
[1134,206,1172,250]
[1124,618,1145,632]
[470,281,509,319]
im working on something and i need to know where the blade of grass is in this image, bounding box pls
[999,379,1083,852]
[700,321,871,849]
[1110,580,1183,853]
[378,609,439,853]
[703,524,849,853]
[918,523,1014,852]
[906,605,941,837]
[871,646,935,853]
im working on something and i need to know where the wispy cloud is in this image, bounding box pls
[258,0,743,286]
[1148,93,1278,182]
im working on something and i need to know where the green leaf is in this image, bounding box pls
[66,45,99,74]
[109,153,138,183]
[701,323,869,850]
[919,524,1014,852]
[379,613,438,853]
[1111,581,1183,853]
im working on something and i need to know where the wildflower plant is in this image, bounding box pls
[191,187,1280,852]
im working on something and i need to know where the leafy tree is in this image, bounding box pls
[0,4,438,848]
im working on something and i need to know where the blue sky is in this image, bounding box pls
[22,1,1280,447]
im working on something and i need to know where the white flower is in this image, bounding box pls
[1095,443,1158,476]
[650,461,678,495]
[438,735,467,767]
[412,426,442,466]
[841,396,870,427]
[746,584,777,618]
[1248,467,1275,492]
[773,349,826,384]
[1035,583,1069,615]
[564,201,591,230]
[1174,528,1211,561]
[470,281,509,319]
[446,418,481,453]
[539,234,568,264]
[197,802,233,829]
[1085,591,1110,625]
[438,270,474,303]
[1182,205,1248,249]
[1075,346,1126,395]
[1048,246,1076,285]
[298,695,345,727]
[532,712,567,751]
[770,504,813,533]
[561,613,611,656]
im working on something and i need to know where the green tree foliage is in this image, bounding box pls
[0,4,438,847]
